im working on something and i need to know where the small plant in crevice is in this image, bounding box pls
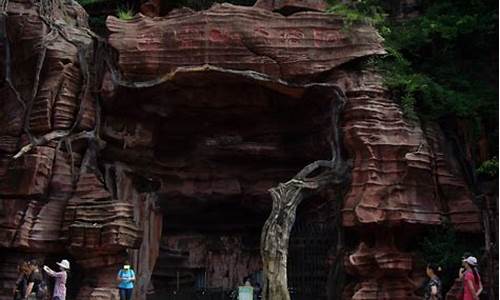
[116,6,134,20]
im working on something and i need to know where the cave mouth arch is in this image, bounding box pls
[101,68,343,298]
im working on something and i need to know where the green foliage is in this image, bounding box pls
[380,0,498,124]
[327,0,387,29]
[329,0,498,149]
[477,157,499,178]
[116,6,134,20]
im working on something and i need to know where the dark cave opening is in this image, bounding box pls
[101,74,342,298]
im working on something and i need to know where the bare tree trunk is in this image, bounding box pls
[260,179,303,300]
[260,163,347,300]
[260,89,349,300]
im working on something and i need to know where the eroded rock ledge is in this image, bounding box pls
[0,1,481,300]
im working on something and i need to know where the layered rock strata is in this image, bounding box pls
[106,3,385,81]
[0,1,483,300]
[330,69,480,299]
[0,1,143,299]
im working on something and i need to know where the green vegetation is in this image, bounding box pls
[477,157,499,178]
[116,6,135,20]
[328,0,498,153]
[327,0,387,29]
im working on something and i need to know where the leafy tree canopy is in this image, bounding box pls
[328,0,498,156]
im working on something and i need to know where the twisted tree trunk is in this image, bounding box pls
[260,89,349,300]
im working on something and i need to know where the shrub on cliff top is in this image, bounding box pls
[329,0,498,156]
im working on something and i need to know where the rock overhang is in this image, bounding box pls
[101,66,346,228]
[106,3,386,82]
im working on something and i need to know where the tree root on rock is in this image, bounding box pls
[12,130,101,159]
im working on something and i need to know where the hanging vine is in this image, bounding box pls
[0,0,116,196]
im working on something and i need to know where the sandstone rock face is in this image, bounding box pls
[0,1,142,299]
[0,1,482,300]
[332,70,480,299]
[107,3,385,81]
[332,70,481,231]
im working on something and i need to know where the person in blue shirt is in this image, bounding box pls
[116,262,135,300]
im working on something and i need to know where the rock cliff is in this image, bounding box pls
[0,1,482,299]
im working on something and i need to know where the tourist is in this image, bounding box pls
[424,263,442,300]
[117,262,135,300]
[13,262,30,300]
[43,259,70,300]
[24,259,45,300]
[452,252,473,299]
[462,256,482,300]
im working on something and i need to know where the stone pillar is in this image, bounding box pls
[332,69,481,299]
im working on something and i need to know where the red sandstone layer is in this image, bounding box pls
[0,1,483,300]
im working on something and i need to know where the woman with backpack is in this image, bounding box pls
[462,256,483,300]
[43,259,70,300]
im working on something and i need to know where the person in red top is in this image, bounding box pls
[462,256,483,300]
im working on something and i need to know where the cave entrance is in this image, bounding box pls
[105,70,338,299]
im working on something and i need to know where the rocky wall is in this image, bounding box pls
[331,69,481,299]
[0,0,483,299]
[0,1,144,299]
